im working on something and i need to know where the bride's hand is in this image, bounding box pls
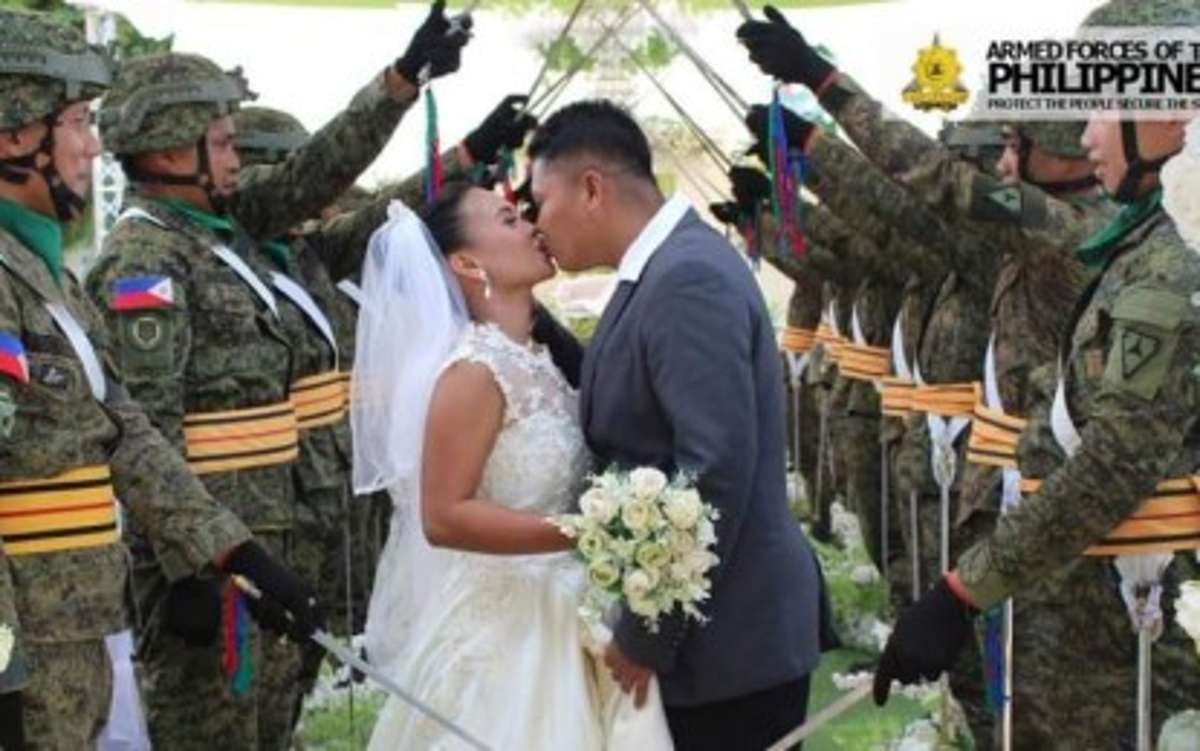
[604,642,653,708]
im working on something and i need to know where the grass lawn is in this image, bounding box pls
[297,647,924,750]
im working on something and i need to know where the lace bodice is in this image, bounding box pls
[443,322,591,514]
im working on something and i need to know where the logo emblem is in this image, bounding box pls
[902,34,969,113]
[1121,329,1161,380]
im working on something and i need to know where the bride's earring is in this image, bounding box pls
[481,270,493,300]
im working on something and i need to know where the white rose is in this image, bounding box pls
[628,594,659,620]
[629,467,668,500]
[696,517,717,548]
[0,624,12,672]
[666,529,697,556]
[588,557,621,590]
[580,487,618,525]
[621,498,655,536]
[577,529,609,560]
[1175,581,1200,653]
[623,568,656,601]
[685,549,719,576]
[664,488,703,529]
[635,541,671,573]
[1162,152,1200,254]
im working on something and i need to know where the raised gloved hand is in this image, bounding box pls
[744,104,816,166]
[0,690,25,750]
[736,5,835,91]
[394,0,473,84]
[223,541,324,644]
[164,576,222,647]
[873,575,977,706]
[729,165,772,208]
[464,94,539,166]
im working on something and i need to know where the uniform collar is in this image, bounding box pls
[1076,188,1162,270]
[152,196,236,240]
[616,193,690,283]
[260,238,291,271]
[0,197,63,281]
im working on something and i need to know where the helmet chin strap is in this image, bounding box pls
[1017,134,1098,196]
[124,135,228,214]
[0,114,88,222]
[1112,120,1175,204]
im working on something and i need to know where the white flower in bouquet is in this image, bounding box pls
[580,486,619,525]
[696,517,717,547]
[623,568,657,600]
[577,528,610,559]
[664,488,704,529]
[629,467,669,500]
[1175,580,1200,658]
[621,497,657,536]
[1162,151,1200,254]
[0,623,12,672]
[588,556,621,590]
[635,541,671,573]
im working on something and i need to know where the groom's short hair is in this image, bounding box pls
[528,100,655,183]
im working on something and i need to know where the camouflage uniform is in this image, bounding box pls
[232,105,472,720]
[0,13,256,750]
[815,69,1162,749]
[802,128,996,741]
[85,54,416,751]
[953,3,1200,745]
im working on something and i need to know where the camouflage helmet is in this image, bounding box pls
[0,9,112,131]
[939,120,1006,159]
[1014,120,1088,160]
[99,52,251,156]
[232,106,309,167]
[1082,0,1200,27]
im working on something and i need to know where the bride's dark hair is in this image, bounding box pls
[420,182,474,257]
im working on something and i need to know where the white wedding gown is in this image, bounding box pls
[366,322,673,751]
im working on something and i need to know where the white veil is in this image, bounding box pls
[352,200,468,675]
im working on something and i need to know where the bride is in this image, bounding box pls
[352,185,672,750]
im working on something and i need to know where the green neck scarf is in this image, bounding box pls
[1076,188,1163,270]
[261,239,291,271]
[0,197,64,281]
[153,197,236,240]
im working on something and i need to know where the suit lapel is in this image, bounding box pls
[581,280,635,433]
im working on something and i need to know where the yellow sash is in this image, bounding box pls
[183,401,300,475]
[291,371,349,431]
[779,326,816,354]
[837,342,891,382]
[1020,476,1200,556]
[880,377,916,418]
[908,381,979,418]
[0,465,118,556]
[966,395,1028,469]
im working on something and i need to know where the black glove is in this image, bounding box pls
[464,94,539,166]
[873,577,976,706]
[736,5,835,90]
[164,576,222,647]
[729,165,771,207]
[709,201,741,226]
[0,690,25,750]
[394,0,472,84]
[223,541,324,644]
[744,104,815,166]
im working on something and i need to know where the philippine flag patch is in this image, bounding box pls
[0,332,29,384]
[112,276,175,311]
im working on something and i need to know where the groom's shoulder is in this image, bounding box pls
[645,213,756,292]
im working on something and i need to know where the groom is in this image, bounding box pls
[529,101,822,750]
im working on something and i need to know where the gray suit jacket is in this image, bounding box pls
[580,210,821,707]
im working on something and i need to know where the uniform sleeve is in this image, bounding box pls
[957,282,1200,609]
[300,146,469,283]
[806,131,993,286]
[820,72,1093,257]
[85,238,252,579]
[230,70,417,241]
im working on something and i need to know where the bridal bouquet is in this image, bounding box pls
[554,467,720,633]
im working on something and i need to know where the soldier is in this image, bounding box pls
[872,1,1200,747]
[0,9,319,749]
[230,93,537,719]
[83,5,471,747]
